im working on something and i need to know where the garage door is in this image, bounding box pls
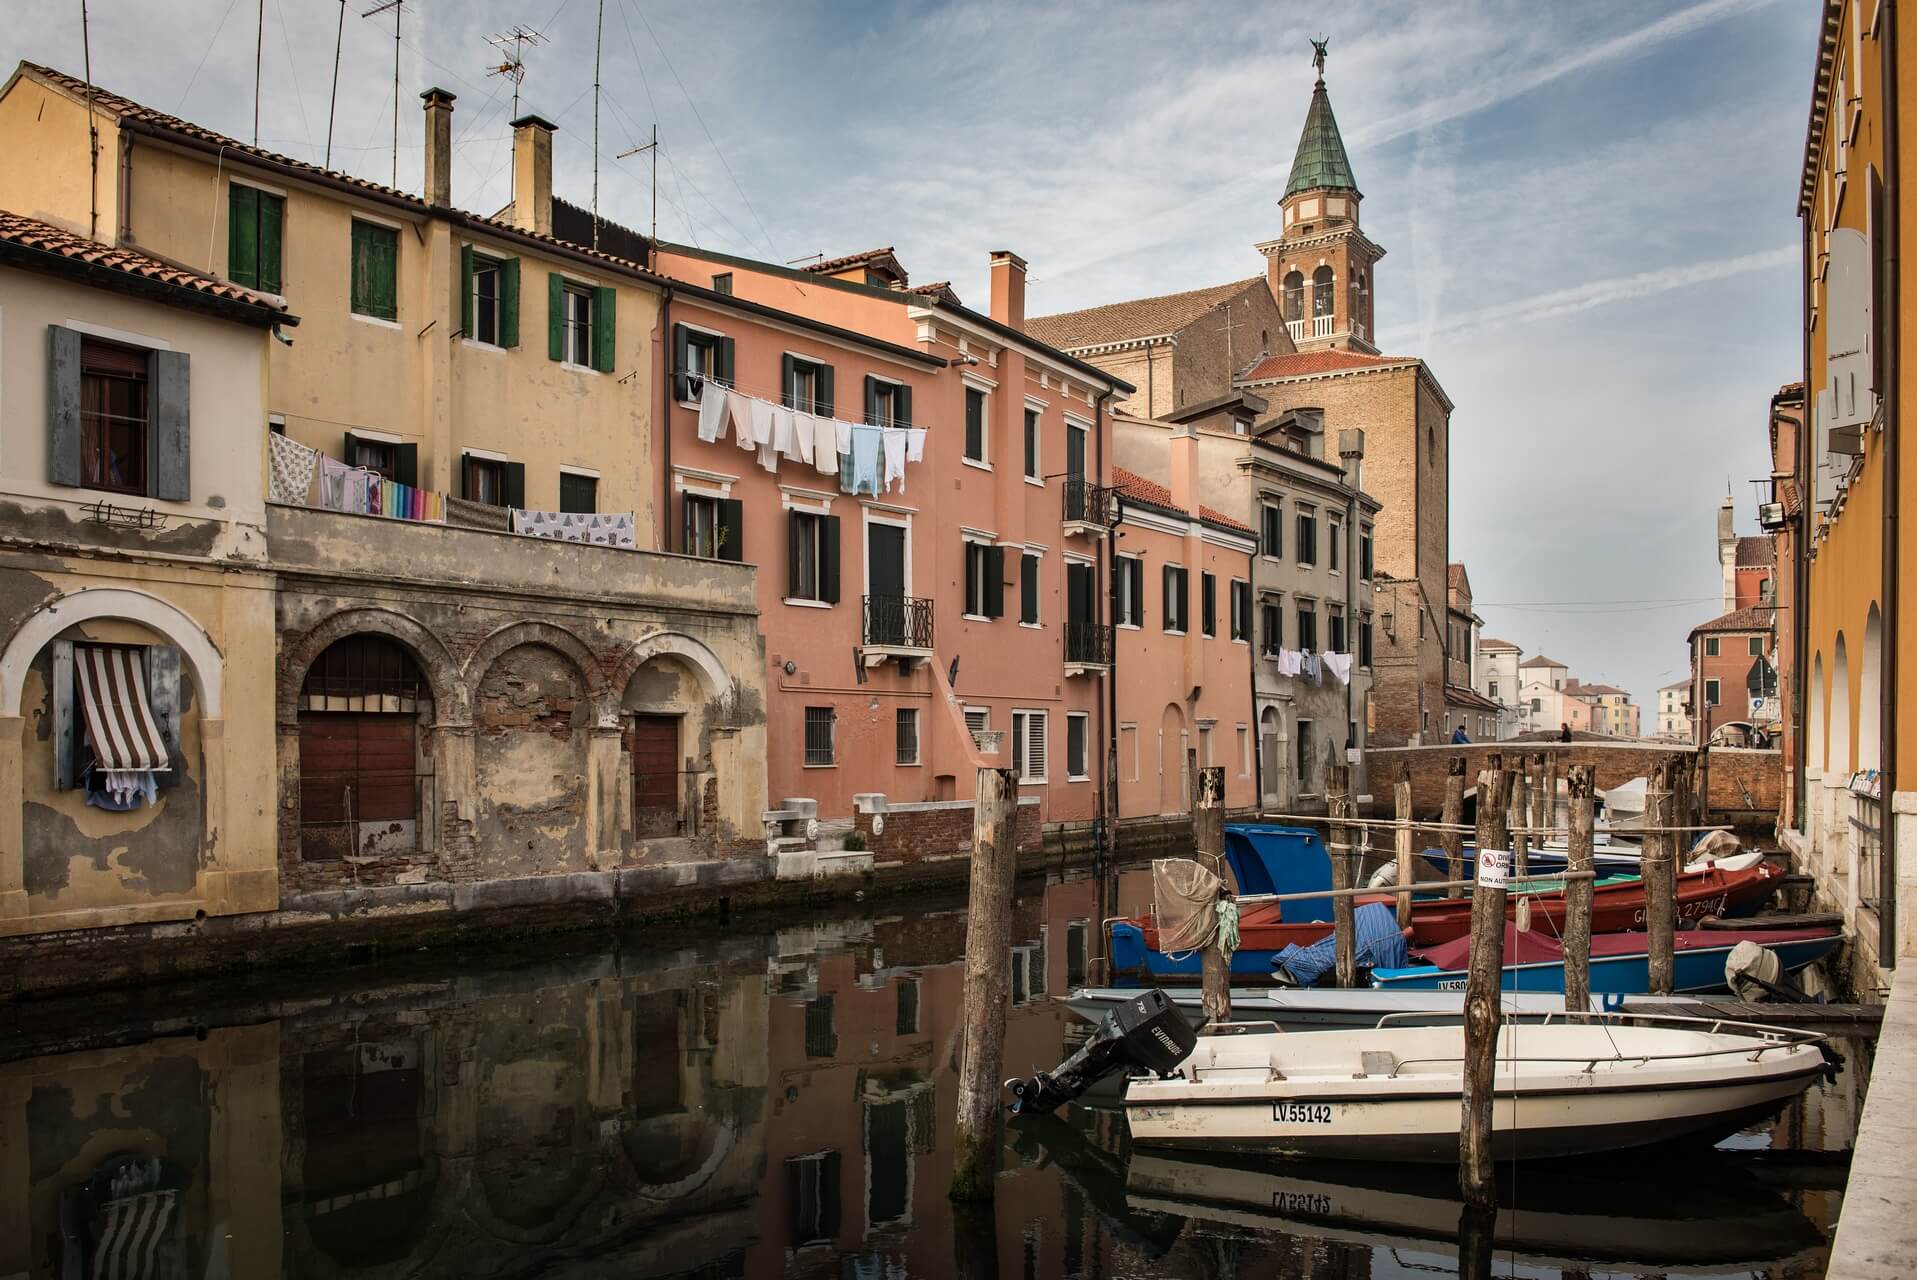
[632,715,680,837]
[300,712,418,860]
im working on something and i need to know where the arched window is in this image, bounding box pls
[1809,652,1825,771]
[1282,271,1305,322]
[1858,604,1882,770]
[1312,266,1335,318]
[299,634,429,861]
[1830,634,1852,776]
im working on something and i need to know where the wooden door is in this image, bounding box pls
[299,712,416,860]
[632,714,681,836]
[866,523,907,645]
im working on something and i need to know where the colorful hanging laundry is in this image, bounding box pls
[511,509,638,549]
[267,432,317,505]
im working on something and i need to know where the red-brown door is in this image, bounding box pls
[632,715,680,836]
[299,712,417,859]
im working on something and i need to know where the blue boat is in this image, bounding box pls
[1370,925,1842,995]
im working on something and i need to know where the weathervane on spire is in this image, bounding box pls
[1310,35,1329,80]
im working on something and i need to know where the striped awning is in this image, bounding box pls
[91,1189,176,1280]
[75,645,169,771]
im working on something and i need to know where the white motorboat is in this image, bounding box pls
[1120,1014,1829,1161]
[1064,986,1600,1032]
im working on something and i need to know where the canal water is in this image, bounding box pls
[0,866,1863,1279]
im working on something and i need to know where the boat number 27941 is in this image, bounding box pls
[1272,1100,1333,1124]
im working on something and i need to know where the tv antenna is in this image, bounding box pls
[486,25,545,119]
[616,126,659,247]
[363,0,405,187]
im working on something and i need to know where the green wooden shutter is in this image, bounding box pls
[228,183,258,287]
[151,349,191,501]
[591,285,616,372]
[259,193,283,294]
[717,498,744,562]
[350,221,367,312]
[719,335,737,387]
[501,461,526,509]
[672,324,691,400]
[983,546,1005,619]
[46,325,82,487]
[376,227,397,319]
[1163,566,1176,632]
[863,375,880,426]
[820,515,841,604]
[394,443,418,487]
[781,354,797,408]
[547,272,565,361]
[896,384,912,428]
[499,258,520,348]
[786,510,802,597]
[459,244,475,337]
[1021,554,1038,624]
[815,362,834,417]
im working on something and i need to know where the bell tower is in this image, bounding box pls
[1256,40,1384,354]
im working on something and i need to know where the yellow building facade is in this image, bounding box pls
[1795,0,1916,984]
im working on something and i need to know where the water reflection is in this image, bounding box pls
[0,868,1855,1279]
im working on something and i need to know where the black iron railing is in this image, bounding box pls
[1062,480,1115,526]
[1064,621,1114,666]
[863,594,935,649]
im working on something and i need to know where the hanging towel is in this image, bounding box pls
[784,408,813,465]
[1323,652,1353,684]
[851,426,884,496]
[1303,653,1322,683]
[447,495,510,530]
[905,427,927,462]
[881,427,908,494]
[812,414,841,476]
[836,421,854,456]
[1278,648,1304,678]
[729,392,757,452]
[697,379,730,442]
[268,432,317,505]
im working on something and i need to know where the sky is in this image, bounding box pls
[9,0,1820,715]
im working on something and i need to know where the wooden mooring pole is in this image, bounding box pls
[1645,757,1677,997]
[1510,759,1531,877]
[1194,765,1231,1023]
[1394,764,1415,929]
[1327,755,1356,988]
[1562,764,1596,1014]
[950,766,1017,1202]
[1461,754,1512,1210]
[1441,756,1467,883]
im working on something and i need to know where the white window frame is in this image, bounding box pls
[1229,577,1251,645]
[1023,396,1046,484]
[964,706,990,747]
[561,281,596,370]
[1065,711,1090,782]
[1019,548,1043,629]
[962,532,993,622]
[469,252,504,348]
[678,321,727,406]
[1114,553,1143,629]
[896,706,921,766]
[1162,562,1188,636]
[1011,708,1048,784]
[861,508,914,600]
[961,376,993,470]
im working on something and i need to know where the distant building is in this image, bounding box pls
[1474,636,1524,739]
[1656,680,1693,740]
[1442,564,1501,742]
[1688,607,1778,746]
[1517,654,1571,734]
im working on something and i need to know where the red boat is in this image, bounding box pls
[1228,860,1782,950]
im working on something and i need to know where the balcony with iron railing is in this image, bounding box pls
[1063,620,1114,674]
[1061,480,1115,536]
[862,594,935,665]
[1285,314,1336,342]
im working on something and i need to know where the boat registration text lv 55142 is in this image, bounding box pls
[1273,1100,1333,1124]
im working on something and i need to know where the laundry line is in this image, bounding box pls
[692,379,926,497]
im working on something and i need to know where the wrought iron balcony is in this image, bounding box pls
[1064,621,1114,672]
[1061,480,1115,532]
[862,594,935,656]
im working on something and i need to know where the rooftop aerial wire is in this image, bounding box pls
[485,25,546,120]
[253,0,264,146]
[614,125,658,248]
[326,0,346,167]
[363,0,406,188]
[79,0,99,239]
[591,0,604,249]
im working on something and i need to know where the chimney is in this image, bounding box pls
[510,113,558,237]
[989,250,1027,330]
[420,87,455,207]
[1169,422,1199,512]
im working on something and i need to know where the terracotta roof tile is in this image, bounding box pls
[802,247,900,276]
[1689,606,1776,638]
[1734,535,1776,567]
[1200,505,1254,536]
[1478,636,1519,650]
[1111,466,1181,515]
[1026,278,1265,350]
[0,208,288,312]
[1519,654,1569,669]
[1241,349,1410,380]
[907,280,961,306]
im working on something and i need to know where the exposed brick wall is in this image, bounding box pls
[1363,743,1781,819]
[853,800,1042,865]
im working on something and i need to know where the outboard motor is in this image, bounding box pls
[1005,988,1197,1114]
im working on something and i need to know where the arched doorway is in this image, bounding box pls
[1158,703,1188,816]
[1809,652,1826,771]
[298,635,432,862]
[1858,605,1883,773]
[1830,634,1852,778]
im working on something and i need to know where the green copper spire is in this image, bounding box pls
[1283,44,1358,201]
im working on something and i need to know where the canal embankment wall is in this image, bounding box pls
[1825,965,1917,1277]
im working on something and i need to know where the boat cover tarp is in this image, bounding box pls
[1410,924,1838,973]
[1274,903,1408,985]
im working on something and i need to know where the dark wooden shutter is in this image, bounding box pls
[717,498,744,562]
[1129,561,1144,628]
[460,243,475,336]
[786,509,802,596]
[673,323,691,400]
[342,431,360,465]
[863,375,880,425]
[259,193,283,294]
[814,362,833,417]
[547,272,565,360]
[499,258,520,347]
[1162,566,1175,631]
[228,183,257,287]
[1021,554,1038,624]
[983,545,1005,618]
[820,515,841,604]
[394,443,418,487]
[896,384,913,427]
[501,461,526,509]
[592,285,616,372]
[151,349,191,501]
[1202,574,1216,635]
[782,354,798,408]
[148,645,183,790]
[46,325,82,487]
[719,335,737,387]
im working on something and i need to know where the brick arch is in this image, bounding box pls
[463,621,616,728]
[609,631,735,712]
[277,608,462,725]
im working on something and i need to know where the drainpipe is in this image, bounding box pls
[1797,218,1814,829]
[658,284,674,552]
[1878,0,1899,958]
[1095,387,1117,872]
[1247,476,1264,812]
